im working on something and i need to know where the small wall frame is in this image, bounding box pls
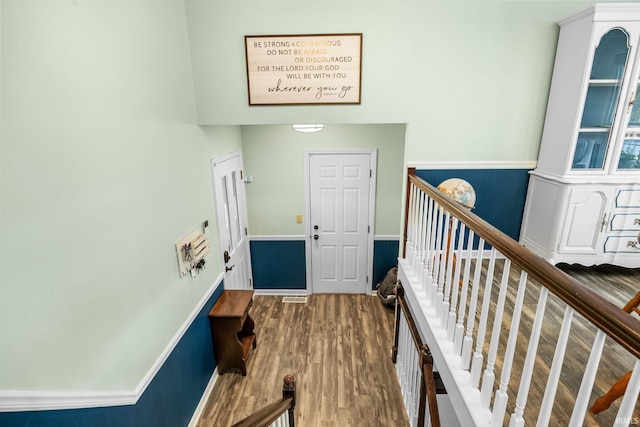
[176,228,211,278]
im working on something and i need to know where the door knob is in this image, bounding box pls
[313,234,319,240]
[223,250,230,264]
[313,225,319,230]
[226,264,235,272]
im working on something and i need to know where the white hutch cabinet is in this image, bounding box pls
[521,4,640,268]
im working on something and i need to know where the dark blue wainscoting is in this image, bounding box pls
[250,240,306,290]
[373,240,400,290]
[0,284,224,427]
[250,238,399,292]
[415,169,531,242]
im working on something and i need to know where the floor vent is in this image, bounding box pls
[282,296,307,304]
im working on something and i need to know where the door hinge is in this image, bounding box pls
[240,170,243,179]
[245,227,248,235]
[366,275,369,283]
[368,225,370,233]
[370,169,372,178]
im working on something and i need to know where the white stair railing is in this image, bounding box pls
[397,170,640,426]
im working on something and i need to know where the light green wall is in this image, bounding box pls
[1,0,635,396]
[242,124,406,236]
[185,0,610,163]
[0,1,241,391]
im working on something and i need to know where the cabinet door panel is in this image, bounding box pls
[559,189,611,254]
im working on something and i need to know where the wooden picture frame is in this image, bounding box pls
[245,33,362,106]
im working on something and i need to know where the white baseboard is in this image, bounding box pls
[254,289,309,296]
[188,368,219,427]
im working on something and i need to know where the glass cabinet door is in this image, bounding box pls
[616,82,640,170]
[572,29,630,170]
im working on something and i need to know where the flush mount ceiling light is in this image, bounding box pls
[292,124,324,133]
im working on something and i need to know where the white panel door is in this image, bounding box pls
[211,152,253,290]
[309,152,373,294]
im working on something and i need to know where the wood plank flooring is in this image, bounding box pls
[197,263,639,427]
[197,294,409,427]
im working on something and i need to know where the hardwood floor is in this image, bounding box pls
[197,263,639,427]
[196,294,409,427]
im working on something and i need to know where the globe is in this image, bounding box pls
[437,178,476,209]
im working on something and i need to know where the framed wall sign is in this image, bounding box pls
[245,33,362,106]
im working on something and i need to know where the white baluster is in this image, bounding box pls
[404,316,413,406]
[462,238,485,369]
[430,205,443,302]
[447,222,466,340]
[537,306,574,427]
[400,314,408,402]
[441,217,458,325]
[413,191,425,273]
[410,188,419,271]
[568,330,606,426]
[401,314,411,403]
[412,360,421,425]
[480,259,512,408]
[616,359,640,426]
[454,230,475,355]
[407,183,417,261]
[470,247,497,387]
[421,196,434,296]
[491,271,528,426]
[407,332,417,419]
[435,211,451,319]
[396,311,406,391]
[428,203,442,303]
[417,192,430,290]
[509,287,549,427]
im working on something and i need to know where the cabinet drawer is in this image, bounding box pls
[609,213,640,231]
[603,235,640,253]
[614,189,640,208]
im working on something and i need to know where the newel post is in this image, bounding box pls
[404,167,416,256]
[283,374,296,427]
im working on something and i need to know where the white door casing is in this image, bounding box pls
[304,150,377,294]
[211,152,253,290]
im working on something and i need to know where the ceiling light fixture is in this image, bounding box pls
[292,124,324,133]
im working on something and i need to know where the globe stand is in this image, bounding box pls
[437,178,476,289]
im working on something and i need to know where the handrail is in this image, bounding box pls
[230,397,293,427]
[230,375,296,427]
[407,170,640,359]
[394,283,441,427]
